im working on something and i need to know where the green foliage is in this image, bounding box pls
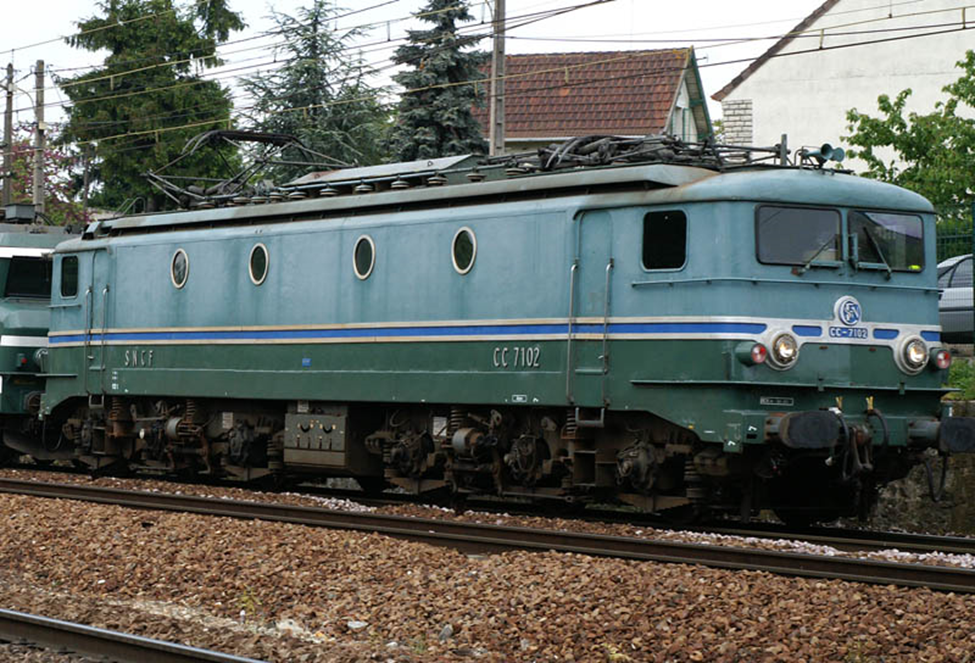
[946,359,975,400]
[388,0,488,162]
[58,0,245,211]
[6,124,90,226]
[240,0,390,180]
[845,50,975,217]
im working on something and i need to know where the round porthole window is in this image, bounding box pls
[171,249,189,289]
[249,243,269,285]
[353,235,375,280]
[452,227,476,275]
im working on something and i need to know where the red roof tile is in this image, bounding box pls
[474,49,691,139]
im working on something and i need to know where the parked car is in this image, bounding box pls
[939,254,973,343]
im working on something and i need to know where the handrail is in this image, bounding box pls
[600,258,614,405]
[632,276,938,293]
[565,261,578,403]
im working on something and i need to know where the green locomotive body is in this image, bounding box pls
[0,210,74,460]
[29,148,973,521]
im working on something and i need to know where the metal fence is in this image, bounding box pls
[937,232,973,263]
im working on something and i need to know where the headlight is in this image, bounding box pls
[770,333,799,368]
[894,336,929,375]
[903,338,928,370]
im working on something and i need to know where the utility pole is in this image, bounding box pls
[2,64,13,207]
[32,60,45,215]
[488,0,505,156]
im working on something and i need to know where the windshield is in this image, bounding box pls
[849,211,923,272]
[756,206,841,266]
[5,257,51,299]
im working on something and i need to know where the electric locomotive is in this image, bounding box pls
[0,204,74,462]
[21,136,975,523]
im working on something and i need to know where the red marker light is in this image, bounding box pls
[935,349,952,370]
[751,344,768,364]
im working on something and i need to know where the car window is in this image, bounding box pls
[950,258,972,288]
[939,266,955,288]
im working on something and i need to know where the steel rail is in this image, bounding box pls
[295,486,975,556]
[2,478,974,593]
[7,470,975,556]
[0,608,266,663]
[690,521,975,556]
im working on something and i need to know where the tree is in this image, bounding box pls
[388,0,488,162]
[5,124,90,226]
[240,0,390,179]
[844,50,975,222]
[58,0,245,211]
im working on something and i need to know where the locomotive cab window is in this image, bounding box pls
[757,206,841,266]
[849,211,924,272]
[60,256,78,298]
[5,257,51,299]
[249,243,269,285]
[642,211,687,270]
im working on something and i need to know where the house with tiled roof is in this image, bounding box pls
[474,48,711,153]
[714,0,975,154]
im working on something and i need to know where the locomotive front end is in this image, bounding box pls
[647,168,969,523]
[0,209,73,460]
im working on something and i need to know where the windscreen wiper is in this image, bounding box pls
[862,227,893,279]
[797,235,837,275]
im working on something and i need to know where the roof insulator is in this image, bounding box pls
[354,182,375,194]
[505,167,528,177]
[287,191,308,201]
[320,186,339,197]
[466,170,486,183]
[268,192,285,203]
[427,173,447,186]
[390,178,411,190]
[231,196,250,206]
[250,195,268,205]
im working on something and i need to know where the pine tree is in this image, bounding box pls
[240,0,390,179]
[58,0,245,211]
[388,0,488,162]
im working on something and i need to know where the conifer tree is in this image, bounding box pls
[59,0,244,211]
[389,0,488,161]
[241,0,389,178]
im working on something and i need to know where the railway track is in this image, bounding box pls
[1,477,974,593]
[332,490,975,556]
[0,608,265,663]
[8,467,975,556]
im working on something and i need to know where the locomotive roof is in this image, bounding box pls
[67,160,933,247]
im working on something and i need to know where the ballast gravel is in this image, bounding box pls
[0,490,974,661]
[1,468,974,569]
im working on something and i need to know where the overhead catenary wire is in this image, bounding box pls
[59,4,975,144]
[14,0,597,120]
[5,0,973,163]
[68,15,975,151]
[13,0,569,115]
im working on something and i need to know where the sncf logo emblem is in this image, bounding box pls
[835,296,863,327]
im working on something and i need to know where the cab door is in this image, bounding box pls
[568,210,614,408]
[83,248,112,395]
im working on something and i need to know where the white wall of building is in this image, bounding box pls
[719,0,974,157]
